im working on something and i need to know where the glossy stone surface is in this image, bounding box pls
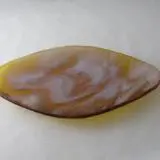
[0,46,159,118]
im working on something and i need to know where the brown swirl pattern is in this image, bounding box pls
[0,46,159,118]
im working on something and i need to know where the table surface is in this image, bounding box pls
[0,0,160,160]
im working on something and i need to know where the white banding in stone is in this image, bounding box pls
[9,71,45,89]
[114,79,147,105]
[72,59,106,85]
[44,75,74,103]
[21,94,40,109]
[95,78,123,99]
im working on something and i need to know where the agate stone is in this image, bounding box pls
[0,46,159,118]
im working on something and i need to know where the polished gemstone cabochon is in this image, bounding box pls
[0,46,159,118]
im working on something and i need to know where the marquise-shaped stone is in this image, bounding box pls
[0,46,159,118]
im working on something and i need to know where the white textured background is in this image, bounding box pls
[0,0,160,160]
